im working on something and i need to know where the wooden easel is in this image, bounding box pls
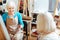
[53,0,60,29]
[53,0,58,16]
[18,0,32,40]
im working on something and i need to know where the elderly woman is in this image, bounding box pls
[37,12,60,40]
[2,1,24,40]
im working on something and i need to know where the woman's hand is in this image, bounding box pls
[15,25,23,33]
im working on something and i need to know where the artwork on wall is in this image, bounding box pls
[3,0,6,4]
[0,0,6,15]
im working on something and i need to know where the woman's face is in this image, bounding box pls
[7,6,15,15]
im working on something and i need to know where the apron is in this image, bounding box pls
[6,15,18,35]
[6,15,23,40]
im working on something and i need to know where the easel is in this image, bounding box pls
[23,0,31,40]
[53,0,58,16]
[18,0,32,40]
[53,0,60,29]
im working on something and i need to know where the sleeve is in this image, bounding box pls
[2,13,7,24]
[17,12,24,28]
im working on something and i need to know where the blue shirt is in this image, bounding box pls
[2,12,24,28]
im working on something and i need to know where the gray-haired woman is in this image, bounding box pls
[37,12,60,40]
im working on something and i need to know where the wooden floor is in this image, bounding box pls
[29,37,37,40]
[24,36,37,40]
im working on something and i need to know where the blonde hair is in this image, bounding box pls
[37,12,56,33]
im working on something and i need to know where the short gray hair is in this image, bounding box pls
[6,1,16,9]
[37,12,56,33]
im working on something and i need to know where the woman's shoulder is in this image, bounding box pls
[15,12,22,16]
[43,32,59,40]
[15,12,21,14]
[2,12,8,16]
[2,12,8,21]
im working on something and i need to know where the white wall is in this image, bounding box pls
[32,0,49,13]
[28,0,56,14]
